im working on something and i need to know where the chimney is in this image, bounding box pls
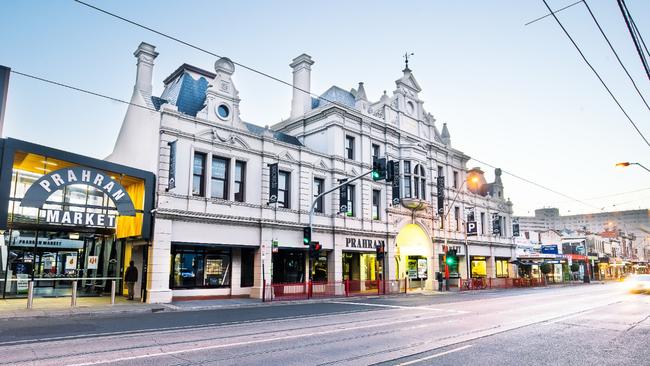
[0,66,9,137]
[289,54,314,119]
[133,42,159,95]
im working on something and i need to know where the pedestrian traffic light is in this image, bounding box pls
[372,157,387,181]
[446,255,456,266]
[303,226,311,245]
[375,242,385,261]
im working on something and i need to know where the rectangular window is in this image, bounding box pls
[453,171,459,189]
[403,161,411,198]
[170,245,231,289]
[345,136,355,160]
[347,185,355,217]
[192,152,206,196]
[234,160,246,202]
[278,171,290,208]
[240,248,255,287]
[437,165,444,177]
[372,143,380,159]
[372,189,381,220]
[314,178,324,213]
[211,156,229,199]
[496,259,509,278]
[454,206,460,231]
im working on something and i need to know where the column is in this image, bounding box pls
[147,217,173,303]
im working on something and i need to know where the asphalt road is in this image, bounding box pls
[0,283,648,365]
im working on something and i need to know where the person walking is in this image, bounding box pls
[124,261,138,300]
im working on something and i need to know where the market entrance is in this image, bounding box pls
[395,224,431,289]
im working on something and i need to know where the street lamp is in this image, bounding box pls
[615,162,650,173]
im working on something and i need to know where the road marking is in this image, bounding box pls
[65,313,452,366]
[327,300,468,313]
[397,345,473,366]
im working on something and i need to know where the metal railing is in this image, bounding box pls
[1,277,121,309]
[263,279,408,302]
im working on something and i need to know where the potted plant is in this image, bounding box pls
[540,262,552,283]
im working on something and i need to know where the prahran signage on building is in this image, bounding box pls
[20,167,136,228]
[345,237,385,249]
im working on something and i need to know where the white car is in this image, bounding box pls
[626,274,650,294]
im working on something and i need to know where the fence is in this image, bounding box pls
[264,279,407,302]
[457,276,593,291]
[1,277,120,309]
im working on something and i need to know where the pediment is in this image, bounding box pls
[316,159,329,170]
[280,150,297,162]
[396,73,422,93]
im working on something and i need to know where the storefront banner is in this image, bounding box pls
[21,167,136,216]
[11,236,84,249]
[436,176,444,214]
[87,256,98,270]
[167,140,177,190]
[391,161,400,205]
[339,179,348,213]
[268,163,278,203]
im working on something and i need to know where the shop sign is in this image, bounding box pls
[272,240,279,253]
[65,255,77,270]
[268,163,278,204]
[391,161,400,205]
[11,237,84,249]
[436,176,444,214]
[16,274,29,294]
[442,245,463,255]
[339,179,348,213]
[417,258,428,279]
[541,245,559,254]
[21,167,136,216]
[466,221,477,236]
[345,237,385,250]
[87,256,99,270]
[43,210,116,228]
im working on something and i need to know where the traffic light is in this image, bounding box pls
[446,249,457,265]
[375,242,385,261]
[303,226,311,245]
[372,157,387,181]
[309,241,322,259]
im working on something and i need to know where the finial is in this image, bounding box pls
[403,52,414,70]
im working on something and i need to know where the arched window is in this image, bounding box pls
[413,164,426,199]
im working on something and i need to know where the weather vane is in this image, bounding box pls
[403,52,414,69]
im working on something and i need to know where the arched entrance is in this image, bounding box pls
[395,224,432,289]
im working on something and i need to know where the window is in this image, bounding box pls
[278,171,290,208]
[454,206,460,231]
[170,245,231,288]
[372,189,381,220]
[496,259,509,278]
[453,171,459,189]
[192,152,206,196]
[211,156,229,199]
[240,248,255,287]
[413,164,426,199]
[372,144,380,159]
[403,161,411,198]
[234,161,246,202]
[347,185,355,217]
[437,165,444,178]
[345,136,355,160]
[314,178,324,213]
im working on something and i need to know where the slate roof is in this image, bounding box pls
[311,86,356,109]
[242,122,302,146]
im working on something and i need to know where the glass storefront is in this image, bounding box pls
[342,252,378,281]
[170,245,231,288]
[272,249,305,283]
[0,140,152,299]
[495,258,509,278]
[470,256,487,278]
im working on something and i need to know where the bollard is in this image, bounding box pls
[27,281,34,309]
[71,280,77,307]
[110,280,116,305]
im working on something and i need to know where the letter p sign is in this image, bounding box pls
[466,221,478,236]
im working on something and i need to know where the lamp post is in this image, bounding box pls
[615,162,650,173]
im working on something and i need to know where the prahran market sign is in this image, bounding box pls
[345,237,385,249]
[20,167,136,228]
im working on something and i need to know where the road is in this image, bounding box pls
[0,283,648,365]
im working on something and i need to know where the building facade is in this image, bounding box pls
[108,42,516,303]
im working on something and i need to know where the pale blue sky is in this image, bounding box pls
[1,0,649,216]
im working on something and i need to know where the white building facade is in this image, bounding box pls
[108,42,516,303]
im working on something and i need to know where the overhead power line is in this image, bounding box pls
[525,0,582,26]
[581,0,650,112]
[541,0,650,150]
[62,0,616,211]
[617,0,650,80]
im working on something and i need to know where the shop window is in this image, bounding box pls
[170,245,231,289]
[471,257,487,278]
[345,136,355,160]
[272,250,305,283]
[211,156,229,199]
[347,185,356,217]
[234,161,246,202]
[314,178,324,213]
[403,161,411,198]
[496,259,509,278]
[313,255,328,282]
[240,248,255,287]
[278,171,290,208]
[372,189,381,220]
[192,152,206,196]
[371,143,380,159]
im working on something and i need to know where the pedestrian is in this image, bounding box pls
[124,261,138,300]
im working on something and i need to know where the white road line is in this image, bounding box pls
[65,313,452,366]
[397,345,473,366]
[327,300,468,313]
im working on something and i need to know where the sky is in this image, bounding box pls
[1,0,649,217]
